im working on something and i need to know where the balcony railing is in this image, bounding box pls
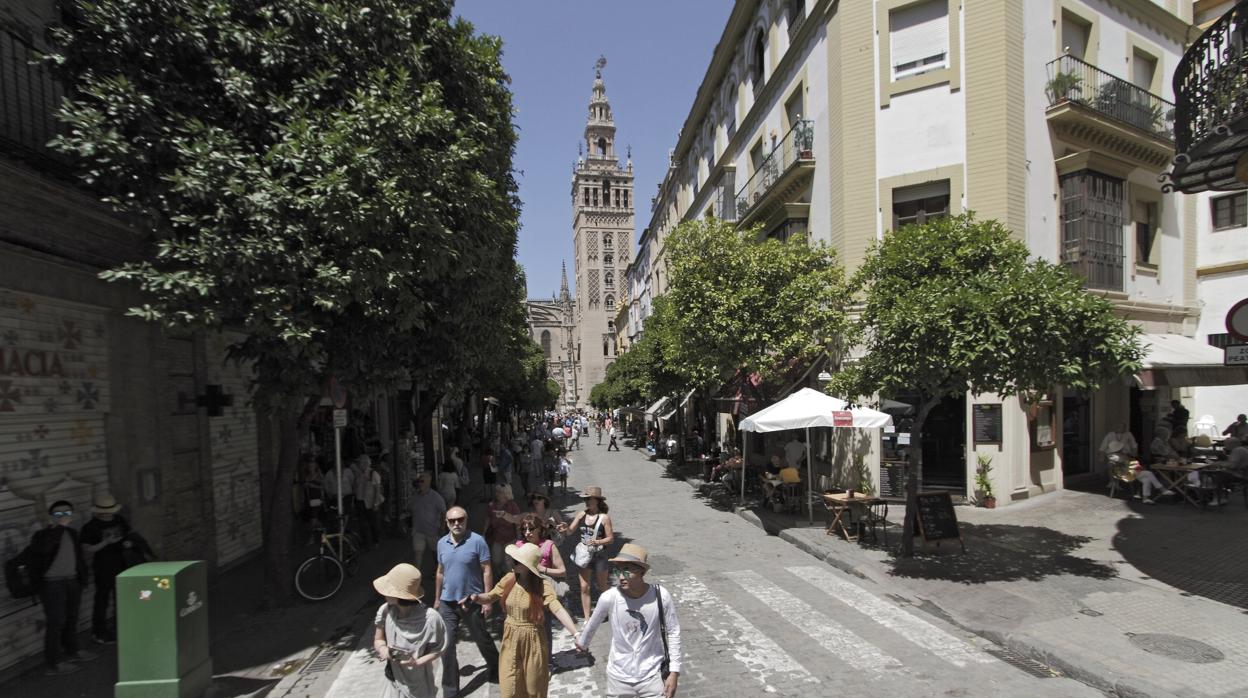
[0,29,72,169]
[736,119,813,219]
[1045,54,1175,141]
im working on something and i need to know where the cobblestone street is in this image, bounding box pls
[321,442,1100,697]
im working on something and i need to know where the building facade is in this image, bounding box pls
[632,0,1241,506]
[526,263,580,411]
[569,63,636,407]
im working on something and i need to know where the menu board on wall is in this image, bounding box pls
[972,403,1003,445]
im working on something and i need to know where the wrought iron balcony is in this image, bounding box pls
[1045,54,1175,141]
[0,28,72,172]
[735,119,814,224]
[1166,0,1248,193]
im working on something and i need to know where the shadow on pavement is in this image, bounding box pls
[206,675,279,698]
[1113,502,1248,610]
[886,523,1117,584]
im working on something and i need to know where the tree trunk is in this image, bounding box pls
[901,397,939,558]
[260,392,320,608]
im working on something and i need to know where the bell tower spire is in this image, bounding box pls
[559,260,571,305]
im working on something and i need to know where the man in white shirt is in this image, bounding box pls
[577,544,681,697]
[783,433,806,470]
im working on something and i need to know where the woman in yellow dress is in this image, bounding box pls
[468,542,580,698]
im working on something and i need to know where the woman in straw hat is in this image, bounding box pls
[467,542,580,698]
[373,563,448,698]
[556,486,613,619]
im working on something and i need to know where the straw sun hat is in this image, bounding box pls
[608,543,651,572]
[373,563,424,601]
[579,486,606,500]
[92,492,123,515]
[506,542,544,577]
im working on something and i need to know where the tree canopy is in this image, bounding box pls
[46,0,523,603]
[661,218,850,395]
[830,213,1143,555]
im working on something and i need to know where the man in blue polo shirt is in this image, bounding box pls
[434,505,498,696]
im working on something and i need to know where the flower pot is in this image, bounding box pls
[982,496,997,509]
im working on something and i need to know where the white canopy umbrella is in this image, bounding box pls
[738,388,893,521]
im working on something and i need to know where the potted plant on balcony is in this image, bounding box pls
[1046,71,1083,105]
[974,453,996,509]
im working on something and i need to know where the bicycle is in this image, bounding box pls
[294,522,361,602]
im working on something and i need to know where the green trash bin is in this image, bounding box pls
[115,560,212,698]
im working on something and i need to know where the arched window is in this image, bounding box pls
[597,137,608,156]
[603,179,612,205]
[604,271,614,287]
[751,29,766,86]
[605,294,615,311]
[540,330,552,357]
[603,252,613,267]
[603,232,613,247]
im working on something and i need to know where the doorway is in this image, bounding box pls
[897,392,966,492]
[1062,394,1092,474]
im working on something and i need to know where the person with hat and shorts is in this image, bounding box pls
[373,563,448,697]
[467,542,580,698]
[79,492,133,645]
[557,486,613,618]
[576,543,682,697]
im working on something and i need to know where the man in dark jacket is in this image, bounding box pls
[29,499,97,675]
[80,492,131,644]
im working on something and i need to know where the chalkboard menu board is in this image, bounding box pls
[913,491,965,552]
[972,403,1003,445]
[879,462,908,500]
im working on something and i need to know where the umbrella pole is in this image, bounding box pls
[806,427,813,524]
[741,431,747,504]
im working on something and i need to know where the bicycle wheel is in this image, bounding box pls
[340,533,361,575]
[295,553,345,601]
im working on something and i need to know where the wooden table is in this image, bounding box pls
[822,492,884,542]
[1150,462,1213,508]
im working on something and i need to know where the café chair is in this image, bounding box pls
[779,482,802,514]
[1107,460,1138,499]
[861,500,889,545]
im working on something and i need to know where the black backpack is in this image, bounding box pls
[5,544,38,599]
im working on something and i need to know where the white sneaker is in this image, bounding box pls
[1132,494,1142,500]
[1143,497,1155,505]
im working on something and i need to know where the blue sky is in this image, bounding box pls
[453,1,732,299]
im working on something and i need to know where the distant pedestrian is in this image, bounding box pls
[468,543,580,698]
[28,500,98,675]
[451,447,470,502]
[408,473,446,595]
[524,489,564,536]
[596,419,603,445]
[353,455,384,549]
[486,485,522,575]
[323,458,355,525]
[437,460,460,508]
[558,487,613,618]
[571,423,581,450]
[373,563,447,698]
[557,449,572,493]
[530,434,545,491]
[607,426,620,451]
[576,544,682,698]
[435,506,499,695]
[1165,400,1190,436]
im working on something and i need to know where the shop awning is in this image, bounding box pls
[645,397,670,417]
[1135,333,1248,388]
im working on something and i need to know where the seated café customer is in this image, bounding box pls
[709,448,743,483]
[1223,414,1248,441]
[1099,422,1138,466]
[764,461,801,502]
[1205,438,1248,507]
[1150,426,1182,464]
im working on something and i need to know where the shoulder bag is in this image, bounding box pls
[655,584,671,680]
[572,516,603,568]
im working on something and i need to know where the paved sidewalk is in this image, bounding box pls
[678,457,1248,698]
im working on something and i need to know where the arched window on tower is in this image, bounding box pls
[541,330,552,358]
[597,137,608,156]
[604,252,613,267]
[604,271,614,288]
[603,179,612,206]
[605,294,615,311]
[603,232,613,247]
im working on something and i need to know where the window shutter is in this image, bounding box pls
[891,0,948,76]
[1061,15,1089,59]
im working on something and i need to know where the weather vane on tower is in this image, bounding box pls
[595,55,607,78]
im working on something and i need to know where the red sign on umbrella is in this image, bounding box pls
[831,410,854,427]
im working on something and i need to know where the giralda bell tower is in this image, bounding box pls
[571,56,634,408]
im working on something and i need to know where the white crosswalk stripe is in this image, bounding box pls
[725,569,903,674]
[789,565,994,668]
[668,574,818,690]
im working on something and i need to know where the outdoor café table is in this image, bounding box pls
[822,492,883,542]
[1150,461,1212,508]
